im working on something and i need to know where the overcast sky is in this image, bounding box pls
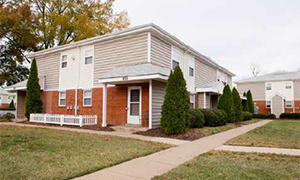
[114,0,300,80]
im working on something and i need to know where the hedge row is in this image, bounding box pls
[242,111,253,121]
[279,113,300,119]
[253,113,276,119]
[0,108,16,110]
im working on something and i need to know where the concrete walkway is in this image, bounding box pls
[216,145,300,156]
[72,120,272,180]
[0,122,188,146]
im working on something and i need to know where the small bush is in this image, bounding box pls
[189,109,205,128]
[280,113,300,119]
[0,113,15,122]
[242,111,253,121]
[213,109,227,125]
[253,113,276,119]
[199,109,225,127]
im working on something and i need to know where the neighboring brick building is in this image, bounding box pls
[0,88,16,109]
[6,23,235,128]
[236,71,300,117]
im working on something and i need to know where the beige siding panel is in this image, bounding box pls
[195,58,217,87]
[294,80,300,100]
[237,82,265,100]
[152,81,166,128]
[94,33,148,86]
[271,95,283,117]
[151,35,171,68]
[35,53,60,90]
[206,93,211,108]
[17,91,26,119]
[198,93,204,108]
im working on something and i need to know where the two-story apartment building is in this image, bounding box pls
[236,71,300,117]
[0,88,16,109]
[7,23,234,128]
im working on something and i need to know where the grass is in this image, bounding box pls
[0,125,171,180]
[198,119,261,137]
[152,151,300,180]
[226,120,300,149]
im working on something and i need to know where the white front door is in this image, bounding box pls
[127,87,142,124]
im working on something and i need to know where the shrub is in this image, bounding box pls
[161,66,190,135]
[266,114,276,119]
[280,113,300,119]
[253,113,268,119]
[189,109,205,128]
[213,109,227,125]
[199,109,225,127]
[0,113,15,122]
[247,90,254,113]
[232,87,243,122]
[242,92,249,111]
[8,100,15,110]
[242,111,253,121]
[25,58,43,119]
[217,85,235,123]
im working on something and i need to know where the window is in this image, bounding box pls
[266,83,271,90]
[286,83,292,89]
[59,92,66,106]
[172,60,179,69]
[172,49,180,70]
[83,90,92,106]
[61,55,67,68]
[266,101,271,108]
[190,94,195,109]
[286,101,293,108]
[189,58,194,77]
[85,49,93,65]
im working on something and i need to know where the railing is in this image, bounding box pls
[30,114,97,127]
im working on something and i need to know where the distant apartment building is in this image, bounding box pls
[7,23,235,127]
[0,88,16,109]
[236,72,300,117]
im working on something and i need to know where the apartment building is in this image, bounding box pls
[7,23,234,128]
[0,88,16,109]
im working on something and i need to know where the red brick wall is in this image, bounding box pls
[0,103,9,109]
[294,100,300,113]
[40,83,149,127]
[254,100,271,114]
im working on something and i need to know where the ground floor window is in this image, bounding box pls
[286,101,293,108]
[266,101,271,108]
[190,94,195,109]
[83,90,92,106]
[59,92,66,106]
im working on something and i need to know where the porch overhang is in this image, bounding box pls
[196,81,225,95]
[5,76,45,92]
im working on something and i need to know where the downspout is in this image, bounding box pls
[75,44,81,116]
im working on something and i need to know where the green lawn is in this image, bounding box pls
[226,120,300,149]
[153,151,300,180]
[0,125,171,180]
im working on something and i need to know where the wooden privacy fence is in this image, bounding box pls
[30,114,97,127]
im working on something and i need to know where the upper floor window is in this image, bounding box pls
[189,58,194,77]
[286,83,292,89]
[266,83,272,90]
[286,101,293,108]
[190,94,195,109]
[59,92,66,106]
[85,49,93,65]
[266,101,271,108]
[61,55,67,68]
[83,90,92,106]
[172,49,180,70]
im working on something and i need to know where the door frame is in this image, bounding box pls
[127,86,142,124]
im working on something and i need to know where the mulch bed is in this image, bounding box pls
[19,121,115,132]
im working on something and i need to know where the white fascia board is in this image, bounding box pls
[196,88,222,94]
[98,74,168,84]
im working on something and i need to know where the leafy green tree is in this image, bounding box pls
[247,90,254,113]
[161,66,190,135]
[217,85,236,122]
[232,87,243,122]
[242,92,249,111]
[24,58,42,119]
[8,99,15,110]
[0,0,130,86]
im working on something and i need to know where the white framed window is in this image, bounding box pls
[59,92,66,106]
[84,49,93,65]
[190,94,195,109]
[266,83,272,90]
[189,58,194,77]
[61,55,67,68]
[266,101,271,108]
[83,90,92,106]
[286,83,292,89]
[286,101,293,108]
[171,49,180,70]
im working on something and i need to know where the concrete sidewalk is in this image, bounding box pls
[216,145,300,156]
[0,122,188,146]
[73,120,272,180]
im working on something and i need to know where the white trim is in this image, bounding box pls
[83,89,92,107]
[58,91,66,107]
[98,74,168,84]
[102,84,107,127]
[203,92,206,109]
[196,88,222,94]
[149,80,153,129]
[147,33,151,62]
[127,86,142,125]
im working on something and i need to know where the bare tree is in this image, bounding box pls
[249,63,262,77]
